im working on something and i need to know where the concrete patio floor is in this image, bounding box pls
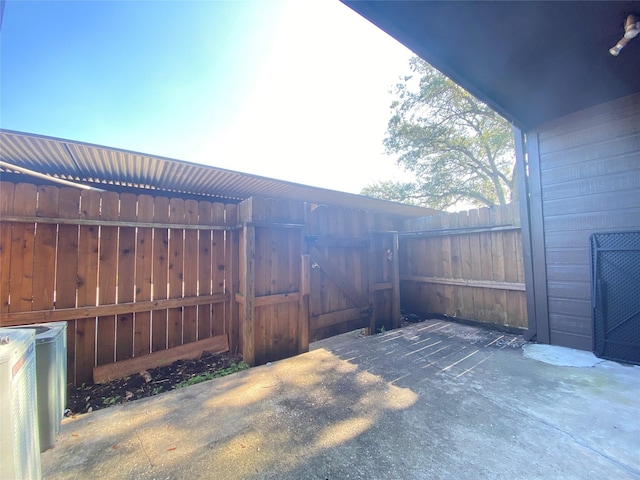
[42,319,640,480]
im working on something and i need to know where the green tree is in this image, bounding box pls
[362,57,516,210]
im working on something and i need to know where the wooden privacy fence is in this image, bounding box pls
[0,180,528,386]
[0,182,237,385]
[399,203,527,329]
[0,183,404,383]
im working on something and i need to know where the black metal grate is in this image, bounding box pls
[591,232,640,364]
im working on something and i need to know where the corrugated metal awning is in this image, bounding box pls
[0,130,436,217]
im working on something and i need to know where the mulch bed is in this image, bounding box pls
[66,353,246,416]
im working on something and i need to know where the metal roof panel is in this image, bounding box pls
[0,130,436,217]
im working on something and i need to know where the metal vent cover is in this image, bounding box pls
[591,231,640,365]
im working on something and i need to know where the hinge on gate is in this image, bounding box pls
[361,306,372,315]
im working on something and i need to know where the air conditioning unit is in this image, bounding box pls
[10,322,67,451]
[0,328,42,480]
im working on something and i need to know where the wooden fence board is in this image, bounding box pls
[241,225,255,365]
[197,201,213,339]
[94,334,228,384]
[440,214,454,315]
[489,206,508,325]
[467,209,484,320]
[212,203,227,338]
[134,195,154,357]
[478,208,495,322]
[152,196,170,352]
[9,183,37,313]
[55,214,78,308]
[183,199,199,344]
[116,193,137,361]
[2,295,229,326]
[168,198,185,349]
[56,188,80,308]
[31,186,58,312]
[74,189,101,384]
[0,182,14,315]
[432,216,445,314]
[225,204,239,353]
[97,192,119,366]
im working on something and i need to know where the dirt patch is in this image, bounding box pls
[66,353,247,416]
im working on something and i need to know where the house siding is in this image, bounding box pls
[534,93,640,351]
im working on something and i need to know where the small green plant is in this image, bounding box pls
[177,372,214,388]
[378,325,386,334]
[102,395,121,406]
[212,361,249,378]
[152,386,164,395]
[175,362,249,389]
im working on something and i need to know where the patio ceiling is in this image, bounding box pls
[0,130,435,218]
[343,1,640,130]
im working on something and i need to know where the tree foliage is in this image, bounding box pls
[362,57,516,210]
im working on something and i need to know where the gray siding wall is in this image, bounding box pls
[536,93,640,350]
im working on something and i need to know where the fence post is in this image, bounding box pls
[368,232,377,334]
[298,253,310,353]
[391,232,401,330]
[241,225,255,366]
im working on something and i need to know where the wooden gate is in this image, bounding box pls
[306,205,400,341]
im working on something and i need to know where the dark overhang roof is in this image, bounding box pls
[0,130,436,218]
[343,1,640,130]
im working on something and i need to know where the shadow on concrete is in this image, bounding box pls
[42,320,640,480]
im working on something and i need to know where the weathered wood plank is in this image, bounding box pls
[439,215,454,315]
[183,199,199,344]
[0,215,232,230]
[212,203,226,338]
[0,294,229,326]
[97,192,121,366]
[151,196,170,352]
[489,206,508,325]
[241,225,255,365]
[400,275,525,291]
[60,169,80,377]
[298,249,310,354]
[478,208,494,323]
[93,334,229,383]
[116,193,137,361]
[235,291,301,307]
[134,195,154,357]
[424,215,441,314]
[311,307,369,330]
[305,235,369,248]
[0,182,15,316]
[9,183,37,313]
[197,201,213,339]
[31,186,58,312]
[399,224,520,237]
[74,189,101,384]
[55,188,80,309]
[225,204,239,354]
[368,233,377,334]
[167,198,185,349]
[391,232,401,329]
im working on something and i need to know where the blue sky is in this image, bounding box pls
[0,0,414,193]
